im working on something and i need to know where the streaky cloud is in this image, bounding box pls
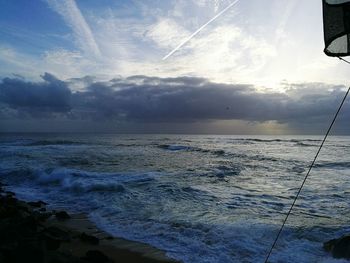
[46,0,101,57]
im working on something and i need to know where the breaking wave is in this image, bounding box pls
[1,134,349,263]
[11,168,159,193]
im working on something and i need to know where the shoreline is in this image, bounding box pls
[0,182,179,263]
[52,213,178,262]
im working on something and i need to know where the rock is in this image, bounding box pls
[0,220,22,244]
[82,250,112,263]
[0,248,15,263]
[324,238,336,252]
[5,196,18,205]
[55,211,70,220]
[79,232,99,245]
[44,234,61,250]
[19,215,39,234]
[15,241,45,263]
[28,200,47,208]
[35,211,52,222]
[48,252,82,263]
[324,235,350,259]
[45,226,71,242]
[5,191,16,197]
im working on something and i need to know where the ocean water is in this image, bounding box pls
[0,134,350,263]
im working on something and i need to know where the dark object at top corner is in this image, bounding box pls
[323,0,350,57]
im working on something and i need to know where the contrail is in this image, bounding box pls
[162,0,240,60]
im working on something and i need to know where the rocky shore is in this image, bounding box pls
[2,178,348,263]
[324,234,350,260]
[0,182,178,263]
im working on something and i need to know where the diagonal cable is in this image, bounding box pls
[264,86,350,263]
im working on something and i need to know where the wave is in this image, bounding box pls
[229,138,290,143]
[91,210,333,263]
[242,138,286,143]
[291,139,322,142]
[295,142,317,147]
[31,168,159,193]
[211,149,225,155]
[213,165,243,178]
[288,166,306,174]
[314,162,350,169]
[158,144,192,151]
[27,140,85,146]
[0,139,35,146]
[228,138,322,144]
[158,144,226,156]
[27,140,147,148]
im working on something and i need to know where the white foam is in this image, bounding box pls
[89,213,338,263]
[35,168,158,193]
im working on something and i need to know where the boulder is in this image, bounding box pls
[14,241,45,263]
[5,191,16,197]
[79,232,99,245]
[55,211,71,220]
[324,235,350,259]
[45,226,71,242]
[28,200,47,208]
[44,234,61,250]
[82,250,112,263]
[19,215,39,235]
[41,226,70,250]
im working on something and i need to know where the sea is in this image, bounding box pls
[0,134,349,263]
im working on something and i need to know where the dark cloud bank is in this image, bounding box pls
[0,73,349,134]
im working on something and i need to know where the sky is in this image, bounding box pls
[0,0,349,134]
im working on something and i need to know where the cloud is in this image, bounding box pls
[0,73,71,117]
[0,74,349,134]
[147,21,277,82]
[0,45,94,80]
[46,0,101,57]
[3,0,347,86]
[147,18,190,51]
